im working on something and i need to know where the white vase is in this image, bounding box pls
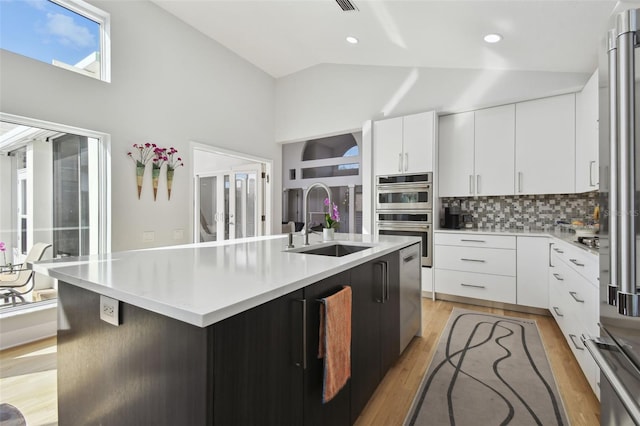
[323,228,335,241]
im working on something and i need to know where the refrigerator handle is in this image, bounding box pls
[607,28,619,307]
[615,12,640,316]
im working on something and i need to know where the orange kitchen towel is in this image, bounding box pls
[318,285,352,404]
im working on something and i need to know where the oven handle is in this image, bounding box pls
[376,183,430,192]
[584,336,640,423]
[377,224,431,232]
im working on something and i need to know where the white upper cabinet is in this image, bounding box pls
[475,104,516,196]
[575,70,599,193]
[374,111,435,176]
[438,111,474,197]
[402,112,434,174]
[515,94,576,195]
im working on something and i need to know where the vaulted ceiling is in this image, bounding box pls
[153,0,620,78]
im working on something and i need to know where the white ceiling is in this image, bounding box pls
[153,0,621,78]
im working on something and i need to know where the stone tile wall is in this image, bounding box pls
[440,192,599,230]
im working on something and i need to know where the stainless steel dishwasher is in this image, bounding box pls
[399,243,422,353]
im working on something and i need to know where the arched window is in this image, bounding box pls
[302,134,358,161]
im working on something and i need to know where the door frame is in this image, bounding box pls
[190,141,272,243]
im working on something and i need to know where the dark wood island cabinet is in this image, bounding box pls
[54,242,419,426]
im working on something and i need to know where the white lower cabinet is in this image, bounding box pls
[434,232,516,304]
[516,236,549,308]
[548,240,600,398]
[434,269,516,303]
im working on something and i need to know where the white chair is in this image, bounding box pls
[0,242,52,307]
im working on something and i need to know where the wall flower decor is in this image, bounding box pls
[152,147,168,201]
[128,143,184,201]
[127,142,156,199]
[165,147,183,200]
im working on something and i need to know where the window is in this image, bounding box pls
[0,0,111,81]
[0,117,109,310]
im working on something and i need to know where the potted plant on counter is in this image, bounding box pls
[323,198,340,241]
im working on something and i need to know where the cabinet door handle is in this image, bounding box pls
[293,299,307,370]
[405,153,409,171]
[552,306,564,317]
[569,291,585,303]
[476,175,480,194]
[460,239,486,243]
[569,259,585,267]
[461,258,486,263]
[569,334,584,351]
[461,283,485,289]
[553,273,564,281]
[518,172,523,193]
[589,160,596,186]
[398,153,402,172]
[375,261,388,303]
[549,243,554,267]
[469,175,474,195]
[553,247,564,253]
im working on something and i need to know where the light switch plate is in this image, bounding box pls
[100,295,120,326]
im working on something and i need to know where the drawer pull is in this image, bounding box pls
[460,283,486,289]
[460,258,486,263]
[552,273,564,281]
[569,259,585,267]
[569,291,585,303]
[460,239,486,243]
[552,306,564,317]
[553,248,564,253]
[569,334,584,351]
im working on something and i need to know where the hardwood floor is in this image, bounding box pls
[0,299,599,426]
[0,336,57,426]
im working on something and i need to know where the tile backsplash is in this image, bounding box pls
[440,192,599,229]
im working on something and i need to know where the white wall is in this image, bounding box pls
[275,64,591,143]
[0,1,277,251]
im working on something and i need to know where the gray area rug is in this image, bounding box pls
[405,308,569,426]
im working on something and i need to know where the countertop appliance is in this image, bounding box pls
[399,244,422,354]
[584,8,640,425]
[376,173,433,266]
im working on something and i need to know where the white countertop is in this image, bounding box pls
[434,227,598,256]
[33,233,420,327]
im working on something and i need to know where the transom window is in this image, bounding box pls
[0,0,111,81]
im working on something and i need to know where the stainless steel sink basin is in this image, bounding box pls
[288,243,372,257]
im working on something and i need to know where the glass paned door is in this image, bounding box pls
[197,167,263,242]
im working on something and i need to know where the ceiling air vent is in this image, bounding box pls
[335,0,358,12]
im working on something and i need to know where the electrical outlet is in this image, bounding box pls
[100,295,120,326]
[173,229,184,240]
[142,231,155,242]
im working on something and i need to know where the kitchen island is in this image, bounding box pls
[34,233,421,426]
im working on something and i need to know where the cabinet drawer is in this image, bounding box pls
[435,269,516,304]
[435,245,516,276]
[550,240,598,286]
[435,232,516,249]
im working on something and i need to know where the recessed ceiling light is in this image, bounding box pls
[346,36,359,44]
[484,33,503,43]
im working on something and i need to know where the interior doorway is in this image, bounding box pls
[191,143,271,243]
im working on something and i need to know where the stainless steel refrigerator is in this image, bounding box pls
[585,7,640,425]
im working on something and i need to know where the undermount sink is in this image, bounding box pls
[288,243,372,257]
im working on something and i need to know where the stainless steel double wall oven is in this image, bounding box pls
[376,173,432,266]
